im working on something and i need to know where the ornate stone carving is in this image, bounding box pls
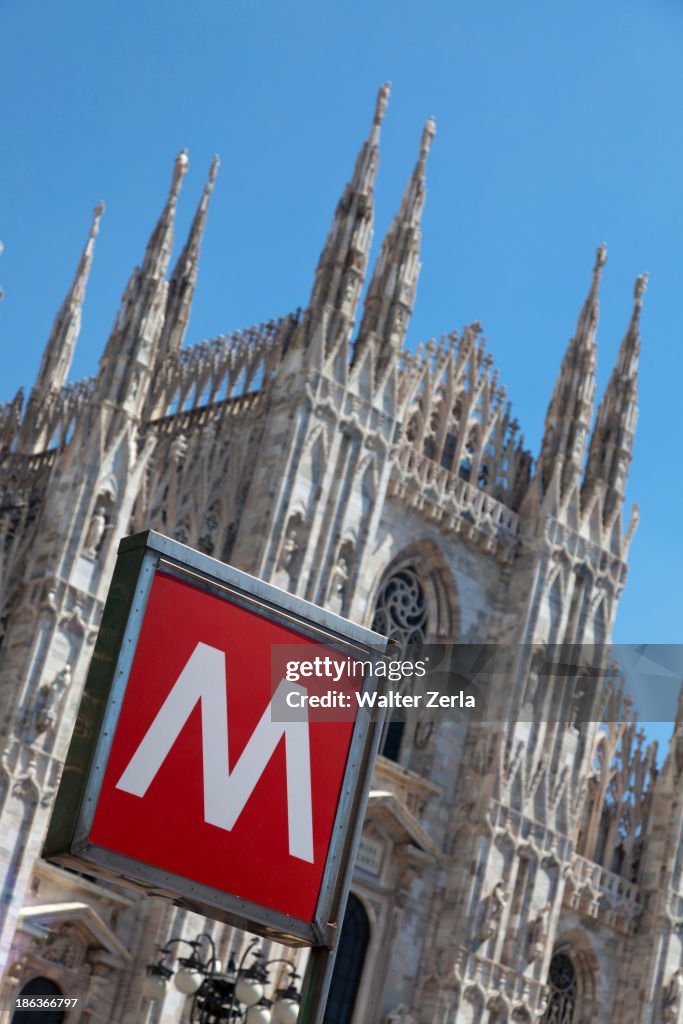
[169,432,188,466]
[31,664,70,736]
[277,511,306,585]
[527,903,551,962]
[478,881,508,942]
[372,566,428,655]
[327,540,353,614]
[12,758,40,802]
[386,1005,416,1024]
[39,924,80,970]
[84,502,107,557]
[664,970,683,1024]
[541,952,577,1024]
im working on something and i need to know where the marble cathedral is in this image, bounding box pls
[0,83,678,1024]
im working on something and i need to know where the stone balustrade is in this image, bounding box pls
[392,445,520,542]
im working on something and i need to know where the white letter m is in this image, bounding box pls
[116,642,314,862]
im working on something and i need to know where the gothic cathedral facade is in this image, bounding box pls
[0,84,679,1024]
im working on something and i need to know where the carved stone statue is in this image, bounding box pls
[84,504,107,557]
[572,423,586,457]
[327,544,352,613]
[663,969,683,1024]
[527,903,551,962]
[478,881,508,942]
[374,81,390,125]
[41,924,78,969]
[170,433,188,466]
[340,271,359,311]
[33,665,71,735]
[571,682,586,727]
[614,451,629,490]
[525,670,540,709]
[277,513,306,583]
[386,1005,416,1024]
[388,305,407,347]
[635,272,648,305]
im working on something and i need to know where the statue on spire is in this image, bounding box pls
[374,81,391,126]
[171,148,189,198]
[634,271,648,309]
[421,116,436,153]
[595,241,607,270]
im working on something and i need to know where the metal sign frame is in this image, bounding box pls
[44,530,388,952]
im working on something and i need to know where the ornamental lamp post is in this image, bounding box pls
[142,933,303,1023]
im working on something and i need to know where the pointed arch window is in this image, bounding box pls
[371,567,428,653]
[542,952,578,1024]
[371,566,428,761]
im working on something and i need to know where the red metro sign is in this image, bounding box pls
[45,532,387,946]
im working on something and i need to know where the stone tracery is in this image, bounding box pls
[541,952,578,1024]
[371,566,428,655]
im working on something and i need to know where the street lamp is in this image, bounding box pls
[143,933,302,1023]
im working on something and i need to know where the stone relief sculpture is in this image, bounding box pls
[276,511,306,586]
[84,503,107,557]
[478,881,508,942]
[327,540,354,614]
[386,1005,416,1024]
[664,970,683,1024]
[32,665,71,736]
[527,903,551,962]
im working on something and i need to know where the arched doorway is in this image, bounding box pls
[11,977,65,1024]
[324,894,370,1024]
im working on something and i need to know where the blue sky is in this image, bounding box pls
[1,0,682,739]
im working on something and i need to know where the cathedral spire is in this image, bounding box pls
[141,148,189,281]
[97,149,188,414]
[583,273,646,520]
[157,155,219,357]
[574,241,606,345]
[353,116,436,374]
[305,82,390,324]
[537,244,605,494]
[396,116,435,227]
[34,202,104,393]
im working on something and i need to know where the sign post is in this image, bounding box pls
[45,530,388,1019]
